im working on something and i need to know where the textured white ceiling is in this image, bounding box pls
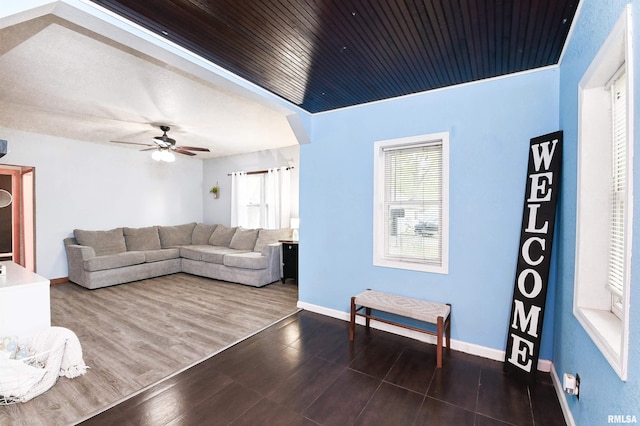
[0,14,301,159]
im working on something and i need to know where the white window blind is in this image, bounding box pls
[382,142,443,266]
[607,70,627,300]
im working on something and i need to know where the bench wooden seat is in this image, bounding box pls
[349,290,451,368]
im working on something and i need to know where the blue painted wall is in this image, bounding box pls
[299,70,559,358]
[555,0,640,423]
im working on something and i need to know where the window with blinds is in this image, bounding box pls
[574,5,632,380]
[608,70,627,317]
[373,133,449,274]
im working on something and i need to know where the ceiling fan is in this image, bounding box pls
[111,125,210,161]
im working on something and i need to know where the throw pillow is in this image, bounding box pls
[254,228,293,252]
[208,225,237,247]
[229,228,259,251]
[74,228,126,256]
[191,223,217,245]
[158,223,197,248]
[123,226,161,251]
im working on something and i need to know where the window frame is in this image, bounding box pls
[373,132,449,274]
[573,5,633,381]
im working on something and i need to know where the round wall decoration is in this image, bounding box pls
[0,189,12,208]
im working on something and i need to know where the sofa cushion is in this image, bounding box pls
[83,251,146,272]
[180,245,241,264]
[223,252,269,270]
[208,225,237,247]
[229,228,259,251]
[254,228,292,252]
[179,245,212,261]
[192,223,217,245]
[158,223,197,248]
[201,247,245,264]
[123,226,161,251]
[74,228,126,256]
[144,248,180,263]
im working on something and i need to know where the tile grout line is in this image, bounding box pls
[474,366,484,424]
[352,348,404,424]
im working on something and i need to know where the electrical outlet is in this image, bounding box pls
[563,373,580,397]
[575,374,580,400]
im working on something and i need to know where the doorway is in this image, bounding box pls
[0,165,35,271]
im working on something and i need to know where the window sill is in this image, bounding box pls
[574,306,626,380]
[374,258,448,274]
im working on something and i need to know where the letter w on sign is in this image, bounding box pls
[504,131,562,384]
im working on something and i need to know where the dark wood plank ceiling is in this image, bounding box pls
[90,0,580,113]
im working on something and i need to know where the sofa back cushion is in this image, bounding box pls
[74,227,127,256]
[158,223,197,248]
[254,228,292,252]
[229,228,259,250]
[192,223,217,245]
[124,226,161,251]
[209,225,237,247]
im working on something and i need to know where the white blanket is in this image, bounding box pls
[0,327,88,404]
[0,357,46,400]
[29,326,89,379]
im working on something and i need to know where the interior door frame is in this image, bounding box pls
[0,164,36,271]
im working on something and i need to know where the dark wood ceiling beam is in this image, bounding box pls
[89,0,579,113]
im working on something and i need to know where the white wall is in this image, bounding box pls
[203,145,300,226]
[0,128,204,279]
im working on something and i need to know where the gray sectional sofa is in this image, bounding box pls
[64,222,292,289]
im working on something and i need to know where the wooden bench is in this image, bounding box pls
[349,290,451,368]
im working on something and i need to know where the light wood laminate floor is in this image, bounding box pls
[0,273,299,426]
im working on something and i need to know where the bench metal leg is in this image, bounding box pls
[445,303,451,351]
[349,297,356,341]
[437,316,444,368]
[365,307,371,330]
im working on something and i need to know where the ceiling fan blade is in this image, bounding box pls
[176,146,210,152]
[111,140,154,147]
[140,147,157,152]
[174,149,197,156]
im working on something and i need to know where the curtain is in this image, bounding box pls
[230,172,248,227]
[265,167,291,229]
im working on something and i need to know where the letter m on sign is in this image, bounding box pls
[504,131,562,384]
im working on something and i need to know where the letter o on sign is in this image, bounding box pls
[517,269,543,299]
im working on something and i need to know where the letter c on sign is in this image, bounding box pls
[522,237,545,266]
[517,269,543,299]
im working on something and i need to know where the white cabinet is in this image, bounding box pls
[0,261,50,342]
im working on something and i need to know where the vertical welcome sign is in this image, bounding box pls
[504,131,562,383]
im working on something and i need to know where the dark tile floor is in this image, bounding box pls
[81,310,567,425]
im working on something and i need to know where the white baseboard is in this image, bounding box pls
[551,363,576,426]
[297,301,552,372]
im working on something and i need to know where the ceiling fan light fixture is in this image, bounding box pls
[151,149,175,162]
